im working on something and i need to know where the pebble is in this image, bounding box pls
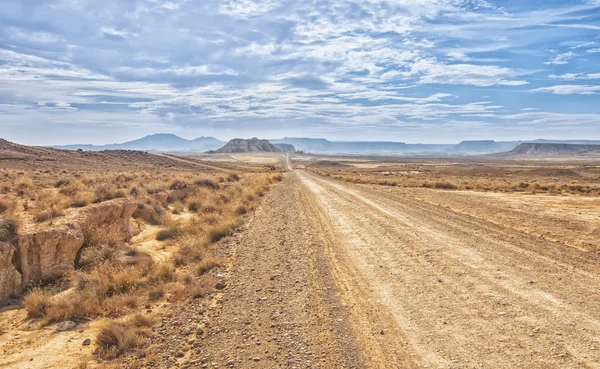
[82,338,91,346]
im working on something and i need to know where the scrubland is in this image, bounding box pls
[0,160,283,364]
[308,160,600,196]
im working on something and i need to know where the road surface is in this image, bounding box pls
[135,169,600,368]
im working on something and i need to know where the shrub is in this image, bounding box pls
[156,229,175,241]
[148,285,165,301]
[227,173,240,182]
[189,277,216,299]
[235,204,247,216]
[24,289,51,318]
[195,179,219,189]
[32,192,68,223]
[188,200,200,212]
[15,176,33,189]
[196,257,219,276]
[95,318,151,359]
[433,182,457,190]
[0,219,18,242]
[169,181,188,190]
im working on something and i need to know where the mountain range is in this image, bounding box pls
[51,134,600,155]
[53,134,225,153]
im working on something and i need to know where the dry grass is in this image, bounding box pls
[310,162,600,196]
[6,159,285,363]
[95,314,153,359]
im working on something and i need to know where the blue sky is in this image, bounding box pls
[1,0,599,145]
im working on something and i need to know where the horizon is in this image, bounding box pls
[2,1,600,144]
[6,132,600,148]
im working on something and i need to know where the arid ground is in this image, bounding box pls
[1,146,599,368]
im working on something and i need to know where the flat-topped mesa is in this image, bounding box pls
[214,138,282,153]
[502,143,600,157]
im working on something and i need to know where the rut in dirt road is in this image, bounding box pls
[297,170,600,369]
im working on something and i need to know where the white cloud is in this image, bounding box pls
[545,51,577,65]
[548,73,600,80]
[408,59,530,86]
[532,85,600,95]
[1,0,599,143]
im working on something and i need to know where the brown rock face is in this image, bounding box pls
[0,241,21,301]
[16,227,85,289]
[0,199,137,302]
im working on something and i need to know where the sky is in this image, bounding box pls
[1,0,600,145]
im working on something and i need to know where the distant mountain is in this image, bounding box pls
[530,139,600,145]
[271,137,452,154]
[53,134,224,153]
[500,143,600,157]
[448,140,521,154]
[214,138,281,153]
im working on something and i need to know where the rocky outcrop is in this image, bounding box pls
[0,241,21,301]
[0,199,136,302]
[215,138,281,153]
[16,227,85,289]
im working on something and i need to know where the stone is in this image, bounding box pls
[56,321,77,332]
[82,338,91,346]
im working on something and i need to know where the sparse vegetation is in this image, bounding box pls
[309,161,600,196]
[3,151,283,364]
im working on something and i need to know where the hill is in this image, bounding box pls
[214,138,281,153]
[500,143,600,157]
[0,138,225,171]
[273,143,296,153]
[53,134,224,153]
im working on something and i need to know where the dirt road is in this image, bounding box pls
[122,169,600,368]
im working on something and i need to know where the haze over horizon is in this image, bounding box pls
[2,0,600,146]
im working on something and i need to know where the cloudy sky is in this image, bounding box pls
[1,0,600,145]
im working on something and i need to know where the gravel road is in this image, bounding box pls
[133,170,600,368]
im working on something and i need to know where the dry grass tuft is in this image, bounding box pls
[95,315,153,359]
[24,289,51,318]
[196,257,220,276]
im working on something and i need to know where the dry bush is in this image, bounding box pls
[195,178,220,189]
[95,315,153,359]
[78,222,126,269]
[227,173,240,182]
[15,176,33,190]
[189,276,216,299]
[433,182,458,190]
[196,257,220,276]
[0,219,18,242]
[207,220,240,243]
[173,236,205,266]
[24,289,51,318]
[32,192,69,222]
[148,284,165,301]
